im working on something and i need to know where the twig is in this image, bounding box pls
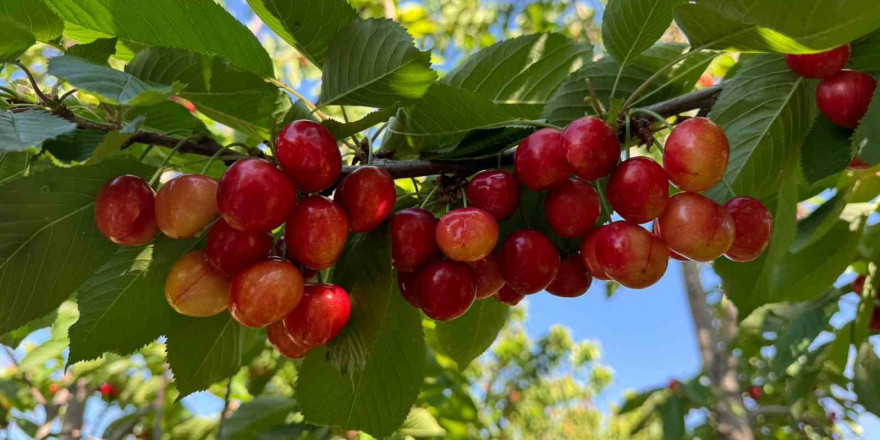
[3,346,47,406]
[15,61,51,104]
[153,366,168,440]
[216,379,233,438]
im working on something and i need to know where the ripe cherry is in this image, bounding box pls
[724,196,773,262]
[499,229,560,294]
[594,222,668,289]
[155,174,219,239]
[276,120,342,193]
[656,192,735,262]
[397,271,420,308]
[99,383,120,398]
[563,116,620,181]
[205,219,273,277]
[606,157,669,224]
[514,128,571,190]
[871,306,880,333]
[663,117,730,193]
[229,260,304,328]
[415,261,477,321]
[285,196,350,270]
[544,178,600,237]
[165,250,230,317]
[391,208,439,272]
[267,320,311,359]
[852,276,878,297]
[467,169,520,220]
[95,175,158,246]
[436,208,499,262]
[849,157,871,170]
[748,386,764,401]
[468,253,506,299]
[651,221,688,261]
[495,284,525,306]
[546,255,591,298]
[785,45,850,79]
[580,228,609,281]
[816,70,877,129]
[335,166,396,232]
[283,284,351,347]
[217,158,295,233]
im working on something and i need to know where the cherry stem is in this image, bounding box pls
[512,119,565,131]
[150,134,202,185]
[584,78,607,120]
[268,78,328,120]
[624,113,632,146]
[461,188,468,207]
[420,185,440,209]
[15,61,51,104]
[621,43,712,112]
[201,144,249,174]
[651,136,665,154]
[630,108,675,132]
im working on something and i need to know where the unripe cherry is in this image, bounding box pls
[205,219,273,277]
[229,260,304,328]
[165,250,230,317]
[467,169,520,220]
[544,178,600,237]
[514,128,571,190]
[94,175,158,246]
[391,208,439,272]
[335,166,396,232]
[276,120,342,193]
[606,157,669,224]
[546,255,591,298]
[785,45,850,79]
[656,192,735,262]
[436,207,499,262]
[816,70,877,129]
[594,222,668,289]
[415,261,477,321]
[495,284,525,306]
[580,228,609,281]
[663,117,730,193]
[283,284,351,347]
[499,229,560,294]
[155,174,219,239]
[217,158,295,233]
[563,116,620,181]
[724,196,773,262]
[267,320,311,359]
[285,196,350,270]
[468,253,506,299]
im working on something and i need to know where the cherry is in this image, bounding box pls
[580,228,609,281]
[397,271,420,308]
[468,253,506,299]
[283,284,351,347]
[99,383,120,398]
[415,260,477,321]
[436,207,499,262]
[391,208,439,272]
[656,192,735,262]
[546,255,591,298]
[267,320,311,359]
[499,229,560,294]
[816,70,877,129]
[651,218,688,261]
[94,175,158,246]
[48,383,59,394]
[165,250,231,317]
[748,386,763,401]
[217,158,295,233]
[285,196,350,270]
[334,166,396,232]
[467,169,520,220]
[663,117,730,193]
[514,128,571,190]
[595,222,668,288]
[229,260,304,328]
[668,380,681,391]
[871,306,880,333]
[785,44,850,78]
[205,219,273,277]
[849,157,871,169]
[606,157,669,224]
[276,120,342,193]
[724,196,773,263]
[563,116,620,181]
[154,174,218,239]
[851,276,879,297]
[544,178,600,238]
[495,284,525,306]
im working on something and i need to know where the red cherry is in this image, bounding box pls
[544,178,600,238]
[205,219,273,277]
[724,196,773,263]
[785,45,851,78]
[594,221,668,289]
[849,157,872,169]
[663,117,730,193]
[514,128,571,190]
[391,208,439,272]
[467,169,520,220]
[99,382,115,397]
[851,276,878,297]
[267,320,311,359]
[563,116,620,181]
[499,229,560,294]
[283,284,351,347]
[546,255,592,298]
[748,386,764,400]
[285,196,350,270]
[468,253,506,299]
[335,166,396,232]
[165,250,231,317]
[651,221,687,261]
[155,174,219,239]
[217,158,295,233]
[229,260,304,328]
[94,175,158,246]
[436,207,499,262]
[668,379,681,391]
[495,284,525,306]
[816,70,877,129]
[606,157,669,224]
[48,383,59,394]
[397,271,420,308]
[415,261,477,321]
[656,192,735,262]
[276,120,342,193]
[871,306,880,333]
[580,228,609,281]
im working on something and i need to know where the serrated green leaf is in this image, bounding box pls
[0,110,76,153]
[0,18,34,63]
[166,313,247,399]
[437,299,508,370]
[322,107,397,140]
[66,38,117,65]
[801,116,854,184]
[851,30,880,73]
[398,408,446,438]
[0,310,55,347]
[791,194,847,253]
[854,341,880,417]
[0,0,63,42]
[19,302,77,371]
[603,0,680,66]
[87,120,142,163]
[389,83,518,137]
[128,101,210,135]
[319,19,436,107]
[853,84,880,166]
[0,157,152,334]
[772,301,835,373]
[42,130,106,164]
[220,396,297,440]
[48,56,180,106]
[43,0,273,76]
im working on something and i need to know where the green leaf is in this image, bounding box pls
[166,313,248,398]
[389,83,518,138]
[102,411,144,440]
[245,0,357,67]
[128,101,210,135]
[322,107,397,140]
[319,18,437,107]
[706,55,816,201]
[851,30,880,73]
[19,302,77,371]
[853,84,880,166]
[854,341,880,417]
[220,396,297,440]
[772,302,835,373]
[398,408,446,438]
[0,110,76,153]
[618,387,661,415]
[48,56,180,106]
[0,0,63,42]
[66,38,117,65]
[68,237,202,364]
[43,0,273,77]
[43,130,106,164]
[0,152,31,184]
[660,396,685,440]
[0,157,152,334]
[87,118,143,163]
[800,116,854,184]
[297,229,425,438]
[0,18,34,62]
[0,310,55,347]
[791,194,846,253]
[437,299,509,370]
[603,0,681,66]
